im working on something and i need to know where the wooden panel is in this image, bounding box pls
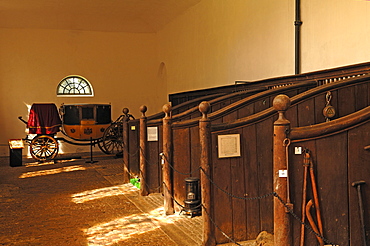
[230,128,247,241]
[328,89,339,121]
[211,132,233,244]
[290,140,317,245]
[211,102,222,112]
[172,128,191,206]
[128,121,140,176]
[254,97,270,112]
[284,88,300,99]
[255,117,274,232]
[297,98,315,127]
[338,86,356,117]
[237,103,254,119]
[286,104,298,128]
[222,110,238,123]
[314,133,349,246]
[242,124,261,239]
[147,140,160,193]
[190,125,201,178]
[355,83,369,110]
[348,122,370,246]
[314,92,327,124]
[190,111,202,119]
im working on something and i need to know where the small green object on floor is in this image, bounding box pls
[130,178,140,189]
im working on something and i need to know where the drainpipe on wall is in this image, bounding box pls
[295,0,303,74]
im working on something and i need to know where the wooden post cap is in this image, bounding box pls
[139,105,147,117]
[199,101,210,119]
[162,103,172,117]
[122,107,129,115]
[273,94,291,112]
[273,95,291,125]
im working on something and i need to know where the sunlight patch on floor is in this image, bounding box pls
[71,183,139,203]
[85,213,159,246]
[85,203,184,245]
[19,165,86,178]
[25,158,75,167]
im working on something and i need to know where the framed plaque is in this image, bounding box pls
[147,127,158,141]
[218,134,241,158]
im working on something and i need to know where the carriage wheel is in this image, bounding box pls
[30,135,59,161]
[100,122,123,155]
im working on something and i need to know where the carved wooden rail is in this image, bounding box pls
[170,74,370,245]
[127,64,370,189]
[130,63,370,245]
[273,95,370,246]
[169,61,370,105]
[132,69,370,201]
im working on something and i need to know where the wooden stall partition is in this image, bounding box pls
[171,124,199,210]
[288,104,370,246]
[128,119,140,176]
[142,83,313,197]
[146,123,162,193]
[204,75,370,244]
[208,117,275,244]
[127,66,370,201]
[126,65,370,189]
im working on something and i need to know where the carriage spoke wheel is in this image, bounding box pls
[30,135,59,161]
[100,123,123,155]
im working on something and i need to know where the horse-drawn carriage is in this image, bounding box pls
[19,103,131,161]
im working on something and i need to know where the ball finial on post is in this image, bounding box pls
[273,94,291,111]
[139,105,147,117]
[199,101,211,119]
[162,103,172,118]
[273,95,291,125]
[122,107,129,115]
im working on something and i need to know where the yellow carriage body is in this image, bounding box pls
[61,104,111,141]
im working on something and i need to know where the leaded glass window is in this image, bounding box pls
[57,76,94,97]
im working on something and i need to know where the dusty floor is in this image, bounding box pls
[0,154,183,245]
[0,153,271,246]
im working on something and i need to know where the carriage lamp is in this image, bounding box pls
[182,177,201,217]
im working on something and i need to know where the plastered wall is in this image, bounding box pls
[157,0,370,94]
[0,28,165,156]
[1,0,370,156]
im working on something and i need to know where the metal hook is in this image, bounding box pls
[283,138,291,147]
[325,91,332,106]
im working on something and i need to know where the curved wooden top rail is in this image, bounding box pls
[169,61,370,104]
[147,92,225,121]
[209,73,370,132]
[147,87,267,125]
[139,62,370,126]
[171,80,315,128]
[290,105,370,141]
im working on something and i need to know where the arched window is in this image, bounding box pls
[57,76,94,97]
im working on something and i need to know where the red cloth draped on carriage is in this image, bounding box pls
[27,103,62,134]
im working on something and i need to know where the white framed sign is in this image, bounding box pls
[9,139,24,149]
[147,127,158,141]
[218,134,241,158]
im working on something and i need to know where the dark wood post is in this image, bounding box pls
[139,105,149,196]
[122,108,130,183]
[272,94,292,246]
[162,103,174,215]
[199,101,216,246]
